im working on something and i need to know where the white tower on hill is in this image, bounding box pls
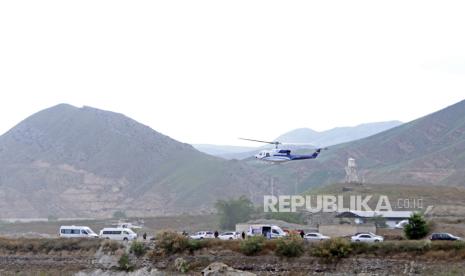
[345,158,360,183]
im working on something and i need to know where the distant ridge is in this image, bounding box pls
[275,121,403,147]
[267,99,465,191]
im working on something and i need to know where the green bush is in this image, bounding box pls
[187,239,207,253]
[118,253,134,271]
[130,241,147,257]
[275,235,304,257]
[404,213,429,240]
[311,238,351,259]
[156,231,189,255]
[240,236,265,256]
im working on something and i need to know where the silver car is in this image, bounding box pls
[351,233,384,243]
[304,232,330,241]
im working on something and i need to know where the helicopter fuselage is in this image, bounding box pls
[254,148,321,163]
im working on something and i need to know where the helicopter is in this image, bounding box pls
[239,138,327,163]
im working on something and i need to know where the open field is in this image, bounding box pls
[0,214,219,238]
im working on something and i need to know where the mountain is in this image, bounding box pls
[275,121,403,147]
[198,121,402,160]
[0,104,274,218]
[260,99,465,192]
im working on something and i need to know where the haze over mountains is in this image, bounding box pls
[276,121,402,146]
[194,121,402,160]
[0,99,464,218]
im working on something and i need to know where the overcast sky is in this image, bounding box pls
[1,1,464,146]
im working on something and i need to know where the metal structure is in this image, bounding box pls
[345,158,360,183]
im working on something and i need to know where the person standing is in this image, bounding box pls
[300,230,305,239]
[214,230,219,238]
[241,231,246,240]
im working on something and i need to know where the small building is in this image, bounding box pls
[336,211,413,228]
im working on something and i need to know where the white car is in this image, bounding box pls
[99,227,138,241]
[59,226,99,238]
[304,232,330,241]
[218,231,240,240]
[351,233,384,243]
[190,231,215,240]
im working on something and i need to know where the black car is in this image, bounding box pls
[430,233,462,241]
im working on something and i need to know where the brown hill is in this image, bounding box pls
[0,104,272,218]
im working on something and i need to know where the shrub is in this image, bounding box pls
[174,257,190,273]
[130,241,147,257]
[156,231,189,255]
[240,236,265,256]
[118,253,134,271]
[187,239,207,253]
[404,213,429,240]
[311,238,351,260]
[275,235,304,257]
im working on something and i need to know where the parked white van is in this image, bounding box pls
[59,226,98,238]
[99,227,137,241]
[247,224,287,239]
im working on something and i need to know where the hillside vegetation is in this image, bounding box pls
[0,104,272,218]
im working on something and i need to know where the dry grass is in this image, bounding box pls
[0,237,119,254]
[151,235,465,261]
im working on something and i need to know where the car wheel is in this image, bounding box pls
[374,240,380,242]
[123,238,128,241]
[356,240,360,242]
[200,237,203,240]
[229,237,233,240]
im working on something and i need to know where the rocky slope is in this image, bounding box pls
[0,104,270,218]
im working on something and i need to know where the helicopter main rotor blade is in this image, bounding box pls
[239,138,281,145]
[280,142,314,146]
